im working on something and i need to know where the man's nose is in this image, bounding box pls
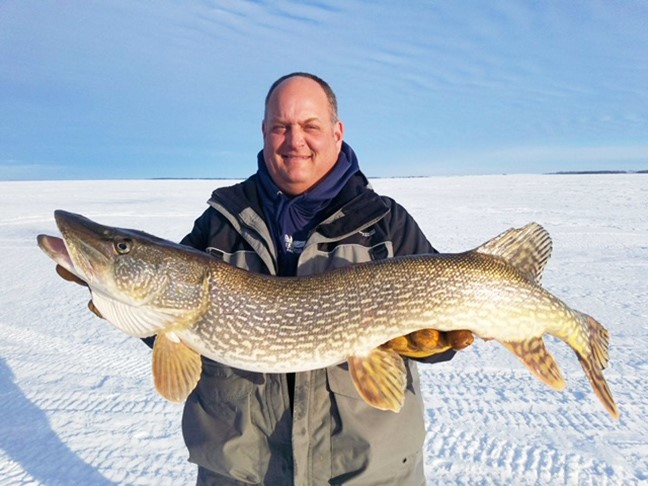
[285,126,305,148]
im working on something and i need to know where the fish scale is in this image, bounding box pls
[37,210,619,418]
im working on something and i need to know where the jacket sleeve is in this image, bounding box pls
[383,197,456,364]
[179,209,212,251]
[382,197,437,256]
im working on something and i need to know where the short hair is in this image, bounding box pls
[264,72,339,122]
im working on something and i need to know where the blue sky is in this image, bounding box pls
[1,0,647,180]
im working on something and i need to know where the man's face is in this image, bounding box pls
[262,77,344,196]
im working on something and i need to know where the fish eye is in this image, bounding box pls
[114,239,132,254]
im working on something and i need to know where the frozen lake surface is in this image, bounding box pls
[1,174,646,484]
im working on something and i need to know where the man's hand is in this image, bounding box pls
[54,264,103,318]
[381,329,474,358]
[56,264,87,286]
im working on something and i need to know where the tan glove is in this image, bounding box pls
[381,329,474,358]
[55,264,103,319]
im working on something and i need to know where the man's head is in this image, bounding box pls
[262,73,344,196]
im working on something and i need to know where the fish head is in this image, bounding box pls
[37,210,211,337]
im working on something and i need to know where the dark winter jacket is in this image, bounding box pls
[179,160,454,485]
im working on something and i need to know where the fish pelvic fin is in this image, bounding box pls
[501,337,566,391]
[475,223,552,284]
[348,348,407,413]
[152,332,202,403]
[576,313,619,419]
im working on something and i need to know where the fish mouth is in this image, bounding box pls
[37,210,115,284]
[37,233,74,270]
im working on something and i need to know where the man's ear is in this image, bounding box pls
[335,120,345,145]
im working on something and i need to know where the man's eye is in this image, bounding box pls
[272,125,287,133]
[305,125,320,131]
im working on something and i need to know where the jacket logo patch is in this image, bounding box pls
[284,235,306,254]
[206,247,224,259]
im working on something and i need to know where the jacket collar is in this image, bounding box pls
[209,170,389,241]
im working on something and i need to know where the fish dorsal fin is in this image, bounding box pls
[475,223,552,284]
[347,348,407,412]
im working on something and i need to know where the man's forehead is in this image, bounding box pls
[265,78,335,123]
[267,115,322,123]
[269,79,328,107]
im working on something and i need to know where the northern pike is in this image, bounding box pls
[37,210,620,419]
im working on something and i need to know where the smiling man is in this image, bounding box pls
[262,75,344,196]
[175,73,459,485]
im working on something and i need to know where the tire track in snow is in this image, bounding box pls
[420,365,647,484]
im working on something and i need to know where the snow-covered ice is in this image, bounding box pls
[1,175,646,485]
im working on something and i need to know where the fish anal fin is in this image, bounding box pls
[152,332,202,403]
[501,337,566,391]
[348,348,407,413]
[475,223,552,284]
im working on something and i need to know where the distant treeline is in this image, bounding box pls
[548,170,648,175]
[150,171,648,180]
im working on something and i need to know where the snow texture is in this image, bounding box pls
[1,175,646,485]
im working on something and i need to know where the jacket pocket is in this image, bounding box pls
[325,361,427,484]
[182,359,264,483]
[326,362,362,399]
[198,358,259,415]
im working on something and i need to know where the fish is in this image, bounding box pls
[37,210,619,419]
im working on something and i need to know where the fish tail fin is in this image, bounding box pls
[575,313,619,419]
[501,337,566,390]
[583,312,610,369]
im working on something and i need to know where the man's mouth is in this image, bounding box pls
[282,154,311,162]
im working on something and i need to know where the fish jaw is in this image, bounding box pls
[37,211,203,338]
[37,234,84,282]
[52,210,121,288]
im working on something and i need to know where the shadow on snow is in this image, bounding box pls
[0,357,118,484]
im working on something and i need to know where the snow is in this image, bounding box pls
[1,175,646,485]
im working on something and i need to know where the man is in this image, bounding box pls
[178,73,459,485]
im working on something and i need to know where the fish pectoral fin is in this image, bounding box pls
[348,348,407,413]
[501,337,566,391]
[152,332,202,403]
